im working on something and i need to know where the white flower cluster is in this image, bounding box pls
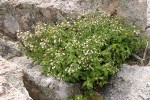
[18,13,143,87]
[33,22,47,35]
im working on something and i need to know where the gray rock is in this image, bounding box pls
[147,0,150,27]
[100,0,147,28]
[103,64,150,100]
[0,0,147,40]
[0,0,95,40]
[4,14,20,34]
[9,56,81,100]
[0,56,32,100]
[117,0,147,28]
[0,34,22,59]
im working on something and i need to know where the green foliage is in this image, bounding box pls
[18,13,146,93]
[68,94,88,100]
[68,94,103,100]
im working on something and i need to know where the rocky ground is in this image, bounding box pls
[0,0,150,100]
[0,56,32,100]
[0,0,147,40]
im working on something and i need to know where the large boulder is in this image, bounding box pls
[9,56,81,100]
[116,0,147,28]
[0,0,147,40]
[103,64,150,100]
[0,56,32,100]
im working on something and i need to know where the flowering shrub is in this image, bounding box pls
[18,13,146,92]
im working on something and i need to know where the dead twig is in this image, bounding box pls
[142,40,149,61]
[131,53,144,66]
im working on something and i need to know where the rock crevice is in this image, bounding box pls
[10,56,81,100]
[0,56,32,100]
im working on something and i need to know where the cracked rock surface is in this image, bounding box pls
[9,56,81,100]
[103,64,150,100]
[0,56,32,100]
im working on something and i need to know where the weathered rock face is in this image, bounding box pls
[0,0,97,40]
[9,56,81,100]
[98,0,147,28]
[0,0,147,40]
[0,34,80,99]
[147,0,150,27]
[0,33,22,59]
[117,0,147,28]
[0,32,81,100]
[103,64,150,100]
[0,56,32,100]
